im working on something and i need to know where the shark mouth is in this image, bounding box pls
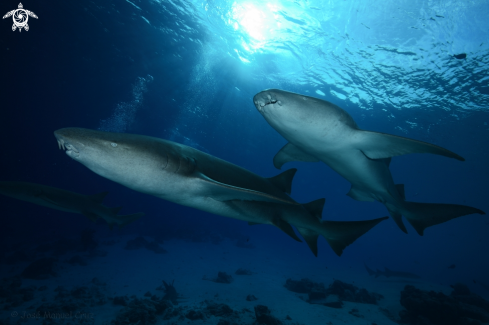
[57,138,80,157]
[255,95,280,111]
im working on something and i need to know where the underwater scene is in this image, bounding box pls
[1,0,489,324]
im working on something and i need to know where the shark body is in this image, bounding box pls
[54,127,388,256]
[0,181,143,229]
[253,89,485,235]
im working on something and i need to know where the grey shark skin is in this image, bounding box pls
[253,89,485,235]
[54,127,388,256]
[0,181,143,229]
[364,264,421,279]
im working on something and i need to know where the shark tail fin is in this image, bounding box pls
[320,217,388,256]
[267,168,297,195]
[401,201,485,236]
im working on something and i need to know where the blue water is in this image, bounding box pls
[1,0,489,324]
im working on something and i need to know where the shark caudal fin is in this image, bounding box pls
[294,198,387,257]
[401,201,485,236]
[321,217,388,256]
[106,212,145,230]
[385,183,485,235]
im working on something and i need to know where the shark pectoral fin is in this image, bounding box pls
[81,210,99,223]
[321,217,388,256]
[403,201,485,236]
[386,204,407,233]
[302,198,325,220]
[357,130,465,161]
[198,173,297,205]
[271,217,302,242]
[273,143,319,169]
[267,168,297,194]
[89,192,109,204]
[296,227,319,256]
[346,185,375,202]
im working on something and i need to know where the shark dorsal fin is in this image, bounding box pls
[267,168,297,194]
[89,191,109,204]
[302,198,325,220]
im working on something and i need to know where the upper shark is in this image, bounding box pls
[54,127,388,256]
[253,89,485,235]
[0,181,143,229]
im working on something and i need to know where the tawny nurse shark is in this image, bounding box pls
[0,181,143,229]
[54,127,388,256]
[253,89,485,235]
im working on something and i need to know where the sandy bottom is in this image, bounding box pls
[0,235,453,325]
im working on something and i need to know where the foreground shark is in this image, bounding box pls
[54,127,388,256]
[0,181,143,229]
[253,89,485,235]
[364,263,421,279]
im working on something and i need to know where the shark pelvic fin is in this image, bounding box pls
[273,143,319,169]
[357,130,465,161]
[271,217,302,242]
[267,168,297,194]
[198,172,297,205]
[386,203,407,234]
[89,191,109,204]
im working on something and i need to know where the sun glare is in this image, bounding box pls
[229,2,281,51]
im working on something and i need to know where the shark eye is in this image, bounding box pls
[111,143,117,148]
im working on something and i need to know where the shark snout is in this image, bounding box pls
[253,90,282,112]
[54,130,80,158]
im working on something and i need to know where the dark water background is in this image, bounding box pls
[1,0,488,297]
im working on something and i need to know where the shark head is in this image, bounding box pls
[253,89,359,142]
[54,128,181,195]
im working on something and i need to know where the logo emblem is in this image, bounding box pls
[3,3,38,32]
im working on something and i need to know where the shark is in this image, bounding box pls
[54,127,388,256]
[364,263,421,279]
[0,181,143,229]
[253,89,485,235]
